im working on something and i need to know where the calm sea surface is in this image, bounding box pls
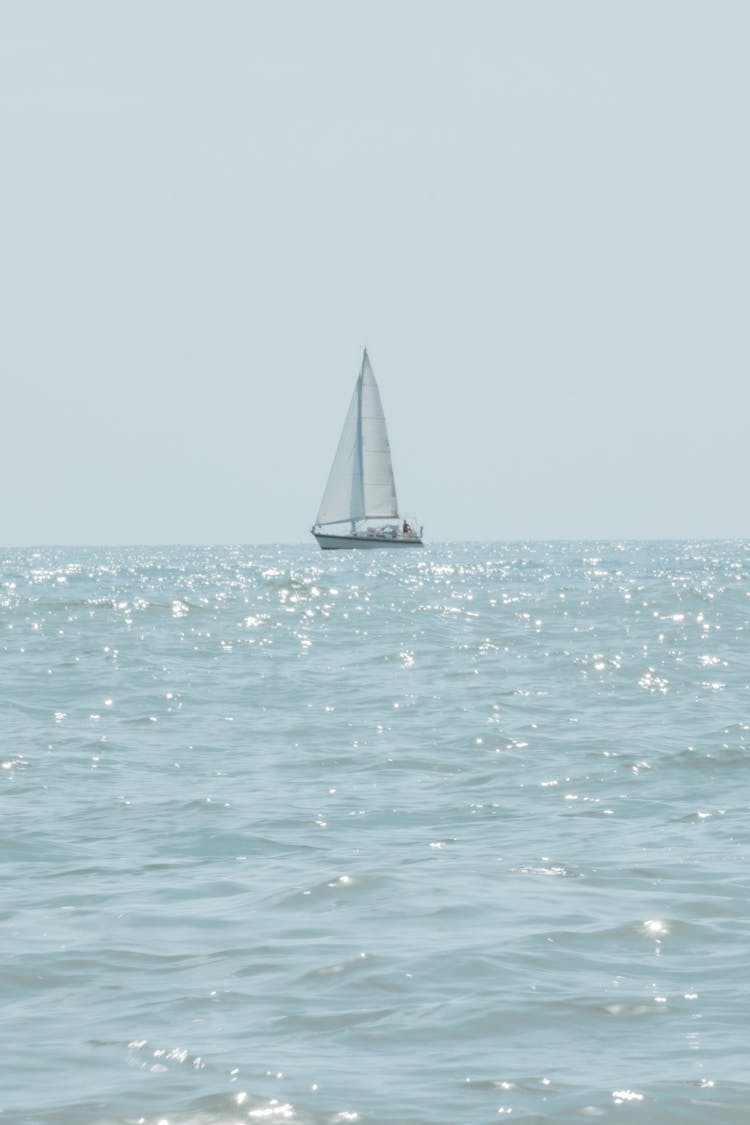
[2,542,749,1124]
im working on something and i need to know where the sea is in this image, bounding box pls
[2,541,749,1125]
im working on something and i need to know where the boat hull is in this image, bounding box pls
[313,532,423,550]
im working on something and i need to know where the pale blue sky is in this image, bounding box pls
[1,1,748,544]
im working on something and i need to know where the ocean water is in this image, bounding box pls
[2,541,749,1125]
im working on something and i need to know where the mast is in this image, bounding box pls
[352,351,365,532]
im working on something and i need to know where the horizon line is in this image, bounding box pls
[2,536,749,550]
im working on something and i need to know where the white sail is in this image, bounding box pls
[316,350,398,526]
[360,351,399,519]
[316,376,365,526]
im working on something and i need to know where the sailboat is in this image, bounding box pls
[311,349,423,550]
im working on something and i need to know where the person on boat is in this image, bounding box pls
[403,520,412,535]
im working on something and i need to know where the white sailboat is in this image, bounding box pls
[311,349,423,550]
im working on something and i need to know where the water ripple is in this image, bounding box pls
[3,543,750,1123]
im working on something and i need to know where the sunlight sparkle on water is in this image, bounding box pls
[4,542,750,1123]
[248,1100,294,1119]
[612,1089,644,1103]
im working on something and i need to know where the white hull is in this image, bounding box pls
[314,531,423,550]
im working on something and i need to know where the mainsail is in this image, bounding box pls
[316,350,399,527]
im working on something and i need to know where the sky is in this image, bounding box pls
[1,1,748,544]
